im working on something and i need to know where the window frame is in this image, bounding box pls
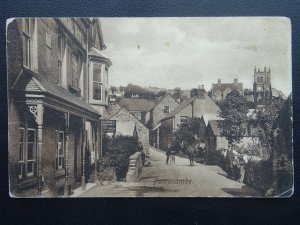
[90,62,104,103]
[22,18,33,68]
[56,130,65,170]
[18,127,37,180]
[163,106,170,113]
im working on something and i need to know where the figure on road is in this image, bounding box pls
[166,143,171,164]
[188,144,196,166]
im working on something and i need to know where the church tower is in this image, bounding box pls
[253,66,272,105]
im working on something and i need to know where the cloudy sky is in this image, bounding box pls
[101,17,291,95]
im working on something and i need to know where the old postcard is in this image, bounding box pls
[7,17,293,198]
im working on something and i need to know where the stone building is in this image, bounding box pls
[159,87,219,150]
[149,94,179,148]
[211,78,243,101]
[253,66,272,105]
[104,104,150,156]
[7,18,111,197]
[117,98,156,126]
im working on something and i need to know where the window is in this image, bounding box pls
[71,53,79,90]
[164,106,170,113]
[93,63,103,101]
[180,116,189,124]
[22,18,33,68]
[18,127,36,179]
[58,34,64,84]
[56,131,65,170]
[18,128,25,179]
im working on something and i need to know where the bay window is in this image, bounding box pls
[92,63,103,101]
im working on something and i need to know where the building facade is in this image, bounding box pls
[7,18,111,197]
[211,78,243,101]
[159,88,220,150]
[150,94,179,148]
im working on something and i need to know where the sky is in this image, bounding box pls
[101,17,291,96]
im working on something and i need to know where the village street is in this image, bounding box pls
[79,147,261,197]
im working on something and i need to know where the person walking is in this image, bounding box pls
[188,144,195,166]
[166,144,171,165]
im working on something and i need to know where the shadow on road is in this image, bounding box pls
[126,185,178,197]
[221,186,263,197]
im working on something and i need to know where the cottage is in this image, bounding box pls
[117,98,156,126]
[7,18,111,197]
[149,93,179,148]
[159,88,220,150]
[104,104,150,156]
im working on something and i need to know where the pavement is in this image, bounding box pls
[78,147,262,197]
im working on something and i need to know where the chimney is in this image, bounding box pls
[234,78,238,84]
[218,79,221,84]
[198,85,205,99]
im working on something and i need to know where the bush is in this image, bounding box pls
[97,135,139,181]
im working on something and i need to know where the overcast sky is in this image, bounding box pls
[101,17,291,95]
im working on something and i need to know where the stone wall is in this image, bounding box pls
[126,152,142,182]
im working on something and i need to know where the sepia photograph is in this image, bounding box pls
[7,17,293,198]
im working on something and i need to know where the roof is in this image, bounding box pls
[118,98,156,112]
[212,82,243,93]
[272,88,287,99]
[162,96,197,120]
[208,120,221,136]
[151,93,178,111]
[89,47,112,66]
[13,67,100,116]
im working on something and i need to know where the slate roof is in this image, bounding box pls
[161,96,197,120]
[13,67,100,115]
[89,47,112,66]
[117,98,156,112]
[151,93,179,111]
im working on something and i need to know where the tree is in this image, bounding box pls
[218,90,249,149]
[123,83,156,100]
[156,90,167,98]
[110,86,118,94]
[251,97,284,157]
[173,87,182,100]
[172,118,202,154]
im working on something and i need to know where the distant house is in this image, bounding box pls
[104,103,150,156]
[117,98,156,126]
[205,120,260,164]
[211,78,243,101]
[159,88,220,150]
[149,93,179,148]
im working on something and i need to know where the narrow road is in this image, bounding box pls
[79,147,261,197]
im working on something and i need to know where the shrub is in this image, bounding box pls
[97,135,139,181]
